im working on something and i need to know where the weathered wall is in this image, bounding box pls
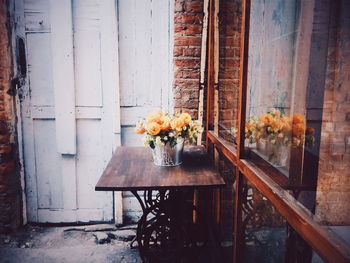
[0,0,22,233]
[315,0,350,225]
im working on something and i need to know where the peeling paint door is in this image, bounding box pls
[14,0,121,223]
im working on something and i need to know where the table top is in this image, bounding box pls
[95,146,225,191]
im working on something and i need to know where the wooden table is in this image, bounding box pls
[95,146,225,262]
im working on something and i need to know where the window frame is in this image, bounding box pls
[205,0,350,262]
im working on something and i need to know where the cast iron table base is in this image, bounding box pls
[130,189,208,263]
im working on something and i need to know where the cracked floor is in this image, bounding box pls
[0,224,141,263]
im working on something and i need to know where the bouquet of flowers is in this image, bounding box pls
[245,109,315,148]
[135,109,202,149]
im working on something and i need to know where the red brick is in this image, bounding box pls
[174,13,202,24]
[0,144,12,154]
[0,134,9,144]
[184,1,203,13]
[174,79,199,90]
[174,36,201,46]
[0,162,15,175]
[174,58,200,69]
[0,112,7,121]
[174,69,200,79]
[175,24,202,35]
[0,122,8,134]
[173,47,183,57]
[183,47,201,57]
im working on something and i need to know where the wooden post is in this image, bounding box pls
[194,0,210,224]
[212,0,221,226]
[234,0,251,262]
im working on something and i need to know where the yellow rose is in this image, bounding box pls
[160,116,171,131]
[146,122,161,136]
[281,116,291,132]
[179,112,192,125]
[135,123,145,134]
[146,109,163,124]
[270,119,283,132]
[171,118,184,132]
[260,113,273,126]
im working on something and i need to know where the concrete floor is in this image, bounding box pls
[0,224,141,263]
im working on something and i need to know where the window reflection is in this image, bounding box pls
[244,0,350,253]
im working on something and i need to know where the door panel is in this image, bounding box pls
[18,0,120,223]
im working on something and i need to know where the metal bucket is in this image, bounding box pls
[151,139,184,166]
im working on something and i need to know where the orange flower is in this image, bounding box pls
[281,116,291,132]
[306,126,315,135]
[135,123,146,134]
[292,123,305,137]
[293,114,305,125]
[180,112,192,125]
[146,109,163,124]
[160,116,171,131]
[246,122,252,131]
[171,118,184,132]
[270,119,283,132]
[146,122,161,136]
[260,113,274,126]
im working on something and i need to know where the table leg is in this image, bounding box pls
[131,189,208,262]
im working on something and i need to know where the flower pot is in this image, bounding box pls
[151,139,184,166]
[273,144,290,167]
[256,138,268,155]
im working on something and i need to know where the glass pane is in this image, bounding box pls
[246,0,301,176]
[218,0,240,144]
[218,153,236,262]
[245,0,350,255]
[240,178,327,263]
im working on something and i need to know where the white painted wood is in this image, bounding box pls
[33,120,63,209]
[73,0,102,107]
[119,0,174,147]
[31,106,103,120]
[61,156,77,210]
[118,0,136,107]
[50,0,76,155]
[9,0,28,224]
[197,0,209,144]
[16,0,121,223]
[24,0,50,33]
[75,120,106,210]
[26,34,54,106]
[100,0,122,224]
[18,0,172,224]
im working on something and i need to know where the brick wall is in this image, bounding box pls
[173,0,203,119]
[315,0,350,225]
[0,1,22,233]
[218,0,241,142]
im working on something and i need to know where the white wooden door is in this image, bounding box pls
[15,0,121,223]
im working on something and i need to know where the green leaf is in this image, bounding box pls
[170,139,177,148]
